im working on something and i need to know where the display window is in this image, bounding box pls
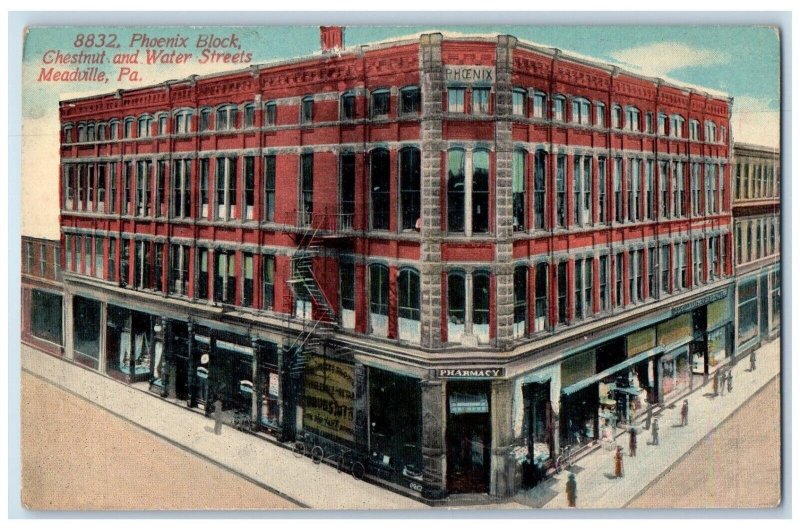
[707,328,729,368]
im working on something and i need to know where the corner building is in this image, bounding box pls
[58,29,735,501]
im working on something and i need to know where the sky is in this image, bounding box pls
[21,25,781,239]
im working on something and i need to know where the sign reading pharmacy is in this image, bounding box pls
[434,367,505,379]
[443,65,495,83]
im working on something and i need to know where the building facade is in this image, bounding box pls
[58,28,735,500]
[732,143,780,355]
[21,236,64,357]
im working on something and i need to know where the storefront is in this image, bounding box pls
[257,341,282,433]
[105,305,161,385]
[706,298,732,371]
[72,295,101,369]
[28,288,63,348]
[445,381,492,494]
[659,346,691,399]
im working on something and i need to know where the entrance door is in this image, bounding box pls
[446,382,491,494]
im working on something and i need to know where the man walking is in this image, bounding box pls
[651,419,660,446]
[629,427,638,457]
[566,473,577,508]
[213,398,224,435]
[680,399,689,426]
[614,446,624,478]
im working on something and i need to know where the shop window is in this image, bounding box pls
[533,91,547,119]
[512,88,526,116]
[552,95,565,122]
[599,255,609,311]
[216,104,238,131]
[770,269,781,330]
[447,272,466,342]
[598,157,607,223]
[513,265,527,338]
[242,253,254,307]
[614,252,623,307]
[400,147,421,231]
[369,263,389,337]
[215,157,238,220]
[398,268,421,343]
[73,296,101,368]
[263,155,276,222]
[660,245,670,294]
[244,156,255,220]
[574,155,592,226]
[573,98,591,125]
[341,91,356,120]
[659,161,669,218]
[339,261,355,329]
[534,262,548,332]
[31,289,62,345]
[595,101,605,127]
[557,262,568,324]
[300,96,314,124]
[174,110,192,134]
[447,87,465,113]
[169,244,190,296]
[199,159,210,218]
[171,159,191,218]
[447,149,466,232]
[371,89,390,118]
[737,279,758,344]
[522,382,553,479]
[138,116,152,138]
[556,155,566,227]
[265,102,277,126]
[243,103,256,128]
[135,160,151,217]
[527,152,544,230]
[300,153,314,226]
[258,343,281,429]
[261,254,275,310]
[214,250,236,304]
[473,272,490,343]
[370,149,391,230]
[613,158,623,222]
[340,152,355,229]
[400,86,420,115]
[512,149,526,232]
[473,87,491,115]
[196,247,209,298]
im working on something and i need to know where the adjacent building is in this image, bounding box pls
[732,142,780,355]
[21,236,64,357]
[57,28,735,500]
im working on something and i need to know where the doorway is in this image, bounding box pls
[446,381,491,494]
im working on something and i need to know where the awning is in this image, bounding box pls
[449,392,489,414]
[561,346,664,396]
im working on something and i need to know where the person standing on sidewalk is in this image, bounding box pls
[680,399,689,426]
[566,473,577,507]
[712,370,720,396]
[213,398,224,435]
[614,446,624,478]
[750,350,757,372]
[727,370,733,393]
[651,419,660,446]
[719,370,726,396]
[629,427,638,457]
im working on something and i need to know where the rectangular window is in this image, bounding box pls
[447,149,465,233]
[153,242,164,292]
[645,112,653,134]
[215,157,238,220]
[473,88,491,115]
[573,155,592,226]
[627,158,639,222]
[371,91,390,118]
[371,150,391,230]
[262,254,275,310]
[448,88,465,113]
[198,248,209,300]
[96,164,106,213]
[599,255,609,311]
[628,252,636,304]
[673,161,684,217]
[108,164,116,214]
[613,158,623,222]
[598,157,607,223]
[135,161,151,216]
[25,241,33,274]
[84,236,91,276]
[243,105,255,128]
[556,155,566,228]
[64,165,74,210]
[214,251,236,304]
[339,261,355,328]
[301,97,314,124]
[156,161,167,217]
[242,253,254,307]
[595,102,605,127]
[647,246,656,298]
[574,259,583,319]
[400,148,421,231]
[534,262,548,332]
[533,92,546,119]
[169,244,189,296]
[573,99,591,125]
[94,237,104,279]
[171,160,191,218]
[107,237,116,282]
[65,236,72,272]
[340,152,355,229]
[199,158,209,218]
[75,236,83,274]
[534,151,546,229]
[512,89,525,116]
[512,150,526,231]
[659,161,669,218]
[612,105,622,128]
[553,97,565,121]
[134,240,150,289]
[645,160,654,220]
[705,163,717,214]
[263,155,276,222]
[300,153,314,226]
[691,163,701,216]
[401,88,420,115]
[119,239,129,287]
[557,261,568,324]
[660,244,670,294]
[39,243,47,276]
[123,162,132,215]
[614,251,623,307]
[244,156,255,220]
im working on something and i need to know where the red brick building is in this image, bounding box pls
[21,236,64,357]
[58,28,734,500]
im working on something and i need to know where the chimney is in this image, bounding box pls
[320,26,344,54]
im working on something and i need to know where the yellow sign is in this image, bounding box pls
[627,328,656,358]
[707,299,729,330]
[303,355,355,442]
[657,313,692,347]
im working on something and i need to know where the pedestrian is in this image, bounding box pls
[651,419,660,446]
[566,473,577,507]
[213,398,223,435]
[712,370,720,396]
[614,446,624,478]
[680,399,689,426]
[644,403,653,430]
[750,350,757,372]
[719,370,726,396]
[727,370,733,393]
[629,427,637,457]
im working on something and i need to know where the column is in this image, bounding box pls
[420,380,446,499]
[97,301,107,374]
[63,291,75,361]
[186,320,196,408]
[490,379,516,497]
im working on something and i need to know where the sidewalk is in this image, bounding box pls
[21,344,425,510]
[513,339,781,509]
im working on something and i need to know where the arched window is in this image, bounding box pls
[216,104,238,131]
[62,125,73,144]
[399,147,421,231]
[86,122,96,141]
[552,95,566,121]
[340,91,356,120]
[512,149,526,231]
[371,89,390,118]
[595,101,606,127]
[174,110,193,134]
[138,115,152,138]
[513,265,528,338]
[447,272,466,343]
[123,117,134,138]
[447,148,466,232]
[689,119,700,140]
[199,108,211,132]
[572,98,591,125]
[301,96,314,124]
[533,91,547,118]
[400,86,421,115]
[670,114,685,138]
[265,101,277,126]
[512,88,526,116]
[370,149,391,230]
[658,113,668,135]
[473,271,491,343]
[398,268,420,342]
[369,263,389,337]
[533,150,547,229]
[625,106,641,132]
[243,103,256,128]
[157,113,168,135]
[77,123,86,142]
[612,104,623,129]
[472,149,490,234]
[109,120,120,140]
[97,122,106,141]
